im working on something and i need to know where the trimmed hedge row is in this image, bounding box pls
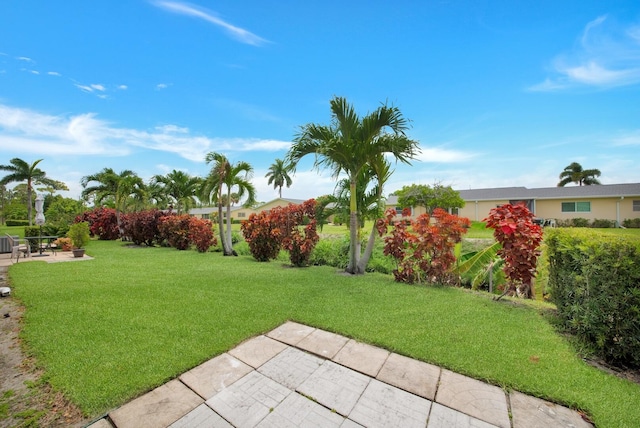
[546,228,640,368]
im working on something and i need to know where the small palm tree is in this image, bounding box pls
[151,170,202,214]
[557,162,601,186]
[81,168,146,237]
[286,96,419,274]
[265,158,293,198]
[0,158,67,225]
[201,152,256,256]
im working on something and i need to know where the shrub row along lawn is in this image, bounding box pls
[9,240,640,427]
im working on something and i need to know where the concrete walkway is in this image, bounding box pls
[86,321,592,428]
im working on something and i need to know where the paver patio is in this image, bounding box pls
[86,321,593,428]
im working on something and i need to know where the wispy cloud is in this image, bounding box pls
[117,84,128,90]
[16,56,34,63]
[156,83,170,90]
[612,130,640,146]
[47,71,62,77]
[152,1,269,46]
[0,103,291,161]
[529,15,640,91]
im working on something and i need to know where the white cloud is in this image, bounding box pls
[47,71,61,76]
[91,84,106,91]
[152,1,269,46]
[118,84,128,90]
[16,56,34,63]
[612,130,640,146]
[530,15,640,91]
[156,83,169,90]
[0,103,293,163]
[416,146,476,163]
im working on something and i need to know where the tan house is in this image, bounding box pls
[386,183,640,226]
[189,198,306,222]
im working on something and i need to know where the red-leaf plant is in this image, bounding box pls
[241,199,319,266]
[379,207,470,284]
[483,203,543,299]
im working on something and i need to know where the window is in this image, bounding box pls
[561,201,591,213]
[201,214,210,220]
[395,206,411,216]
[237,212,246,218]
[633,200,640,212]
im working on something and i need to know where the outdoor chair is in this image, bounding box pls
[6,234,30,263]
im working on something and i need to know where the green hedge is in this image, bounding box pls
[546,228,640,367]
[5,219,29,227]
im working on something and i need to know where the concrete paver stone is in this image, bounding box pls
[297,361,370,417]
[296,329,349,359]
[332,339,390,377]
[435,369,510,428]
[206,371,291,427]
[427,403,498,428]
[255,392,345,428]
[179,353,253,400]
[340,420,365,428]
[376,352,440,400]
[349,379,432,428]
[86,418,115,428]
[168,403,232,428]
[109,379,203,428]
[509,390,593,428]
[266,321,315,346]
[258,346,323,389]
[228,335,288,368]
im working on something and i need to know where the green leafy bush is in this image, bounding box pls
[591,218,615,228]
[67,222,90,249]
[622,218,640,228]
[547,228,640,368]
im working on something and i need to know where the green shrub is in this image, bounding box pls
[309,237,350,269]
[546,228,640,368]
[67,222,91,249]
[571,217,590,227]
[24,226,41,252]
[622,218,640,228]
[591,218,615,228]
[5,220,28,227]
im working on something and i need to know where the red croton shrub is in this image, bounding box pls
[379,207,470,284]
[158,214,192,250]
[241,199,319,266]
[76,207,119,240]
[188,217,217,253]
[122,209,167,246]
[483,203,543,299]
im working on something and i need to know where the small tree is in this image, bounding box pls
[483,203,543,299]
[394,183,465,214]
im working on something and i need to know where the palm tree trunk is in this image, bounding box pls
[27,179,33,226]
[346,177,361,274]
[356,222,378,273]
[225,190,235,256]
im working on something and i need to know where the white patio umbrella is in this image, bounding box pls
[33,194,47,257]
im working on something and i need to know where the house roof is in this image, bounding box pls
[459,183,640,201]
[386,183,640,205]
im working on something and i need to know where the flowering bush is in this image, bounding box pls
[483,203,543,299]
[54,237,73,251]
[379,208,470,284]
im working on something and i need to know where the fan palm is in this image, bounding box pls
[0,158,67,225]
[265,158,293,198]
[81,168,146,236]
[287,96,419,274]
[557,162,601,186]
[202,152,256,256]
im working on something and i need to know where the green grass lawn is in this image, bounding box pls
[7,239,640,427]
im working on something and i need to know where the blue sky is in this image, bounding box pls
[1,0,639,204]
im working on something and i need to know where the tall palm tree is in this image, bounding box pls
[265,158,293,198]
[81,168,146,236]
[151,170,202,214]
[287,96,419,274]
[201,152,256,256]
[557,162,601,186]
[0,158,67,225]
